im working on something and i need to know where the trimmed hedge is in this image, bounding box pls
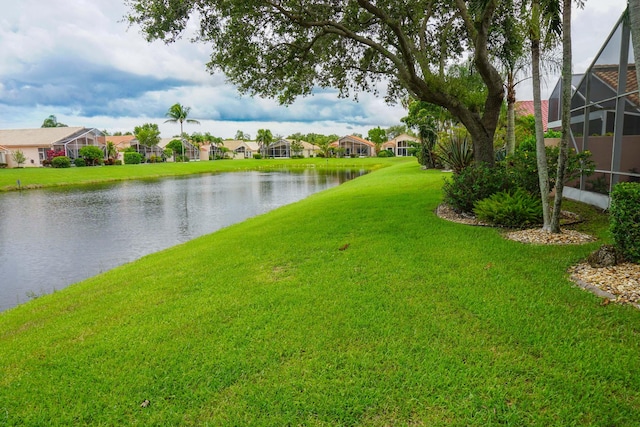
[51,156,71,168]
[124,152,143,164]
[610,182,640,262]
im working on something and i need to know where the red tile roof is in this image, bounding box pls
[515,100,549,131]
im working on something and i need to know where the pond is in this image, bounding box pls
[0,169,364,312]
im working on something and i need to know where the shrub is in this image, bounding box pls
[174,155,189,162]
[0,163,7,168]
[377,150,395,157]
[436,134,473,173]
[74,158,86,167]
[124,152,143,164]
[442,163,508,213]
[474,189,543,227]
[51,156,71,168]
[253,153,263,159]
[115,160,123,165]
[79,145,104,166]
[609,182,640,262]
[505,135,595,196]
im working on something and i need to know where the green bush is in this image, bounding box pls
[609,182,640,262]
[474,189,543,227]
[253,153,263,159]
[78,145,104,166]
[124,152,143,164]
[505,135,595,196]
[51,156,71,168]
[377,150,395,157]
[442,164,508,213]
[74,158,86,167]
[115,160,123,165]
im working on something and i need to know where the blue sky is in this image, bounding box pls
[0,0,628,139]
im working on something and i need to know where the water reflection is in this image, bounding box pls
[0,169,365,312]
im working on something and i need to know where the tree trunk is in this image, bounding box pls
[551,0,572,233]
[531,0,551,231]
[629,1,640,89]
[506,71,517,156]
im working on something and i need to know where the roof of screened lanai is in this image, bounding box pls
[0,127,89,148]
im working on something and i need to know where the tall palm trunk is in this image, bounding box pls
[531,0,552,231]
[550,0,572,233]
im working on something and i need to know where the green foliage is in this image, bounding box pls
[253,153,263,159]
[442,164,508,213]
[79,145,104,166]
[51,156,71,168]
[377,150,395,157]
[134,123,161,147]
[74,158,87,167]
[474,189,543,227]
[11,150,27,167]
[609,182,640,262]
[124,152,143,165]
[437,133,473,173]
[41,114,67,128]
[505,135,595,195]
[367,126,387,144]
[166,139,185,154]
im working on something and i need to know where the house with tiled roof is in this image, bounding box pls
[515,100,549,131]
[330,135,376,157]
[382,133,420,156]
[0,127,105,168]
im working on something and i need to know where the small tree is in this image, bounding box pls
[11,150,27,168]
[367,127,387,154]
[79,146,105,166]
[134,123,161,148]
[290,140,304,158]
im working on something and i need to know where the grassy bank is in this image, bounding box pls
[1,161,639,425]
[0,157,397,191]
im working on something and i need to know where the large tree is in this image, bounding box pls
[127,0,507,165]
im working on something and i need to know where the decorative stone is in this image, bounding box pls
[587,245,624,268]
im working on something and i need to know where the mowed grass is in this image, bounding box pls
[0,157,395,191]
[1,161,639,425]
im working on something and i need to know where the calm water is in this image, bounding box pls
[0,169,363,312]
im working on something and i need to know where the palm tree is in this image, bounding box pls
[550,0,578,232]
[165,103,200,136]
[256,129,273,157]
[165,103,200,159]
[529,0,561,231]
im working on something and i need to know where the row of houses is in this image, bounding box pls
[0,128,420,168]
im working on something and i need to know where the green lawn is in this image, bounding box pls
[1,161,638,426]
[0,157,395,191]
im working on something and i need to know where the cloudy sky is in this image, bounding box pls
[0,0,629,139]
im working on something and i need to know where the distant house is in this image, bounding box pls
[158,137,199,161]
[0,127,105,168]
[213,140,260,159]
[382,133,420,156]
[108,135,164,161]
[331,135,376,157]
[515,100,549,131]
[263,138,320,158]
